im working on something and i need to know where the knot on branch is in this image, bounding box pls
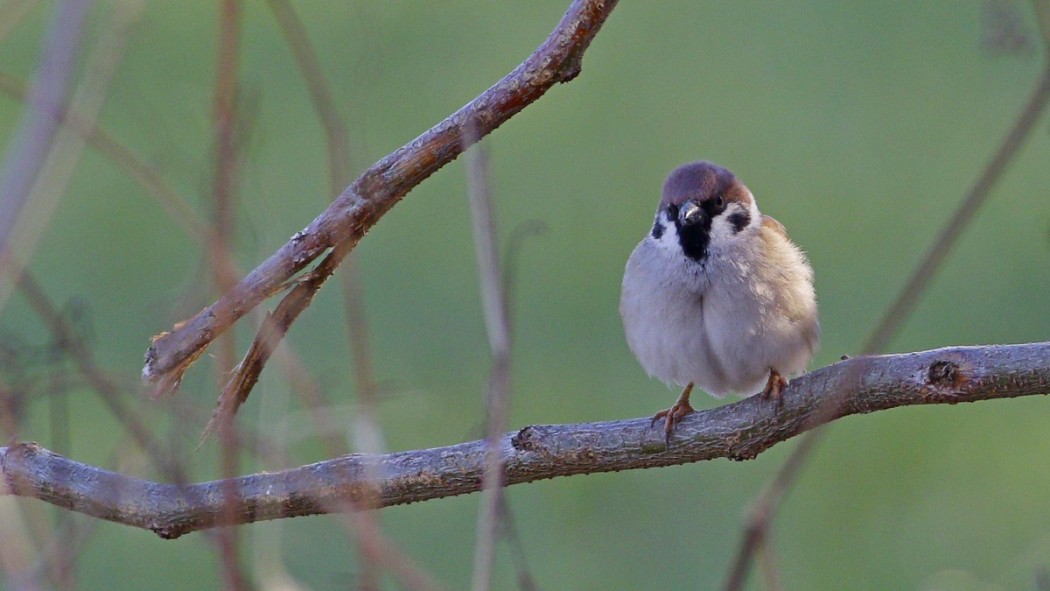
[927,360,965,389]
[511,425,540,451]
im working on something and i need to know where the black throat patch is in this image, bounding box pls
[674,207,713,262]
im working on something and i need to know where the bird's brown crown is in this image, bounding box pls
[661,161,751,208]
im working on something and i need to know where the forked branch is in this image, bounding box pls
[5,342,1048,539]
[141,0,621,396]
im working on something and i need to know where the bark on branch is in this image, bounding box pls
[141,0,620,395]
[4,343,1048,539]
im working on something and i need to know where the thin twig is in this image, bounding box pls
[210,0,243,374]
[499,498,539,591]
[210,2,252,589]
[263,0,377,457]
[263,0,352,194]
[465,142,514,591]
[0,0,94,311]
[261,2,378,451]
[0,0,37,43]
[4,0,137,282]
[722,427,821,591]
[15,272,190,575]
[332,512,450,591]
[722,14,1050,586]
[260,2,392,587]
[228,375,445,591]
[0,0,92,243]
[200,239,355,444]
[142,0,621,395]
[4,342,1048,539]
[757,537,782,591]
[1,5,139,584]
[861,72,1050,355]
[13,271,186,473]
[0,72,209,242]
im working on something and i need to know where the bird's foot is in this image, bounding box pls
[761,368,788,404]
[651,383,696,445]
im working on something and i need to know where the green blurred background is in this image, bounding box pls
[2,1,1049,589]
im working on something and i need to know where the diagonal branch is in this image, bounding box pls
[142,0,621,396]
[723,7,1050,587]
[6,342,1048,539]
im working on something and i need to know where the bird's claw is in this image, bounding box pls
[761,368,788,405]
[651,397,696,446]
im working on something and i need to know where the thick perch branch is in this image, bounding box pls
[5,343,1049,539]
[141,0,620,394]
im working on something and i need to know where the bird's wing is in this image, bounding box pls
[760,215,788,239]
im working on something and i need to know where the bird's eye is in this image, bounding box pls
[715,195,725,208]
[666,203,679,219]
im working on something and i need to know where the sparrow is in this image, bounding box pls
[619,161,820,441]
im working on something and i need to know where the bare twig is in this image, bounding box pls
[757,539,783,591]
[142,0,621,396]
[465,142,515,591]
[0,0,37,44]
[262,1,378,457]
[0,0,93,309]
[722,424,820,591]
[264,0,380,466]
[4,343,1047,539]
[0,0,91,240]
[862,72,1050,355]
[264,0,352,194]
[234,374,444,591]
[210,0,243,375]
[722,12,1050,586]
[209,1,253,589]
[332,512,450,591]
[13,169,181,482]
[0,72,209,242]
[1,0,137,313]
[498,498,539,591]
[14,281,174,588]
[262,0,377,447]
[200,238,355,443]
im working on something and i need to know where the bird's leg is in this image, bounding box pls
[651,382,696,444]
[761,368,787,402]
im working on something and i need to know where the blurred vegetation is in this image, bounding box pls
[1,1,1049,590]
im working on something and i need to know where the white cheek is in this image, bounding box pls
[710,200,760,246]
[650,218,682,255]
[709,216,734,244]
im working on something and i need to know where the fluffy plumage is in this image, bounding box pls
[620,161,820,399]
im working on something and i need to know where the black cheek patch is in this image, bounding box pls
[650,219,664,239]
[727,210,751,234]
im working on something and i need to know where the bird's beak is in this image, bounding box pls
[679,201,705,226]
